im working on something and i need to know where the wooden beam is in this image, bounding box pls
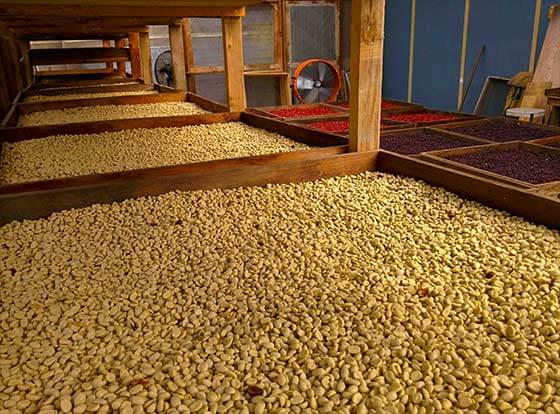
[115,38,127,75]
[222,16,246,111]
[181,18,197,93]
[20,41,33,87]
[0,4,247,18]
[128,33,142,78]
[139,31,152,84]
[30,47,130,66]
[25,83,152,97]
[35,68,115,79]
[102,39,112,70]
[169,24,187,90]
[348,0,385,152]
[3,17,182,28]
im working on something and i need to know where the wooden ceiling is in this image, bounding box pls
[0,0,263,40]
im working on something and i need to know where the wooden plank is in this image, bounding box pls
[25,82,153,97]
[115,38,127,76]
[14,26,148,40]
[128,33,142,78]
[139,31,152,84]
[29,47,130,66]
[18,91,187,114]
[0,102,19,127]
[0,38,18,103]
[35,68,116,79]
[3,17,182,28]
[222,16,247,111]
[348,0,386,152]
[181,18,197,93]
[102,39,113,70]
[169,24,187,91]
[377,151,560,228]
[32,76,138,90]
[186,92,227,113]
[20,41,33,88]
[0,148,360,225]
[241,111,348,147]
[0,4,248,18]
[0,112,241,142]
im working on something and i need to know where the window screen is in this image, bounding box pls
[289,3,337,64]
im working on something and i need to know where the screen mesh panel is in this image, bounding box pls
[195,74,278,107]
[289,3,337,64]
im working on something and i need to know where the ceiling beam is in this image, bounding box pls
[0,4,247,18]
[3,17,182,27]
[30,47,130,65]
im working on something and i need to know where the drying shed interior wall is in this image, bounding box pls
[379,0,558,113]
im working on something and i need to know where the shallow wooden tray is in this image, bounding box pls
[529,136,560,148]
[382,107,481,128]
[248,103,348,121]
[432,117,560,143]
[1,92,227,128]
[379,127,491,156]
[420,141,560,189]
[2,149,559,229]
[325,99,424,112]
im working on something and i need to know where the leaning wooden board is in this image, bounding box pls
[1,150,559,228]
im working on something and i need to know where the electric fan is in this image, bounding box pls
[154,50,173,87]
[292,59,342,103]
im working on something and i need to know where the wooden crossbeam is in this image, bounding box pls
[0,4,247,18]
[3,17,182,28]
[30,47,131,66]
[13,26,148,39]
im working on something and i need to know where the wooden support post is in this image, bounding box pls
[20,41,33,87]
[139,32,153,84]
[181,18,197,93]
[115,39,127,76]
[128,33,142,78]
[102,39,114,71]
[169,24,187,90]
[222,16,246,111]
[278,75,292,105]
[8,41,24,92]
[348,0,385,152]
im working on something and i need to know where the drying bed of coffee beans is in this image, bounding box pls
[447,122,560,143]
[381,132,480,155]
[385,111,462,124]
[1,172,560,414]
[446,148,560,184]
[305,119,393,134]
[307,119,350,133]
[267,106,341,119]
[335,101,402,110]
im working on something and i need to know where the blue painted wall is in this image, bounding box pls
[412,0,464,111]
[381,0,549,113]
[383,0,412,101]
[462,0,534,112]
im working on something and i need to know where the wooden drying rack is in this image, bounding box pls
[0,0,559,228]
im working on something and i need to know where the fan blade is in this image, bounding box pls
[317,87,333,102]
[318,62,327,82]
[297,76,315,90]
[304,87,320,103]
